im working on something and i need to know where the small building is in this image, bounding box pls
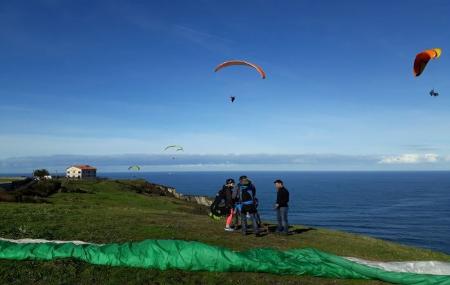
[37,175,52,180]
[66,165,97,179]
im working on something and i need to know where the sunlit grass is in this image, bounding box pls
[0,179,448,284]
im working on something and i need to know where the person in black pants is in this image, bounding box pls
[236,175,259,236]
[274,179,289,235]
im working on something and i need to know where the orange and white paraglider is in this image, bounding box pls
[214,60,266,79]
[413,48,442,77]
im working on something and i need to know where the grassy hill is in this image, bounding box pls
[0,179,448,285]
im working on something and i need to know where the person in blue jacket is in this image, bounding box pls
[235,175,259,236]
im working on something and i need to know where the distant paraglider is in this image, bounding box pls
[429,89,439,97]
[128,165,141,171]
[164,145,184,160]
[413,48,442,77]
[214,60,266,79]
[128,165,140,178]
[164,145,184,152]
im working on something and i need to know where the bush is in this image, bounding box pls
[33,169,50,179]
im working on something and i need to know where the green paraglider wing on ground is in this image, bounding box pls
[0,239,449,285]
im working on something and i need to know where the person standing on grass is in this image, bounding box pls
[224,178,236,231]
[236,175,259,236]
[274,179,289,235]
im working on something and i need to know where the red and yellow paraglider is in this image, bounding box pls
[214,60,266,79]
[413,48,442,77]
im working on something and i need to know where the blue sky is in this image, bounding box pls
[1,0,450,172]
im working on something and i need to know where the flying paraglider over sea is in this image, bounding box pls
[128,165,141,171]
[164,145,184,159]
[413,48,442,77]
[164,145,184,152]
[215,60,265,105]
[128,165,141,178]
[214,60,266,79]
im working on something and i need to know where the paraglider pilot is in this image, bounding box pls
[430,89,439,97]
[236,176,260,236]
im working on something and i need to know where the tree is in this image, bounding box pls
[33,169,50,179]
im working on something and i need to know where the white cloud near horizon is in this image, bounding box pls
[1,153,450,173]
[379,153,440,164]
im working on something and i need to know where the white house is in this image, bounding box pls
[66,165,97,179]
[38,175,52,180]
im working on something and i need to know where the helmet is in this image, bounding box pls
[226,178,235,184]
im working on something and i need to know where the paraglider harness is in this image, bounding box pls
[235,182,256,214]
[234,200,253,214]
[430,89,439,97]
[235,181,262,228]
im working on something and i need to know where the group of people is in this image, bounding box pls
[210,175,290,236]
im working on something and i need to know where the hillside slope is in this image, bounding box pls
[0,179,448,285]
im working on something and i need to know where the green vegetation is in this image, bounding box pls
[0,178,63,203]
[0,179,448,285]
[0,177,24,183]
[33,169,50,179]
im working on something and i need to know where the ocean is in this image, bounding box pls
[104,171,450,254]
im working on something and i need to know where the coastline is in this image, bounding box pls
[0,177,449,284]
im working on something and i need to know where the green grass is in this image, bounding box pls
[0,177,24,183]
[0,179,448,285]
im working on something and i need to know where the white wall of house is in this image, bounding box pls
[66,166,96,179]
[66,166,82,178]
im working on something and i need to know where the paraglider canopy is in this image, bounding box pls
[128,165,141,171]
[164,145,184,152]
[413,48,442,77]
[214,60,266,79]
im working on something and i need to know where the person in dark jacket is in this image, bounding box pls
[236,175,259,236]
[223,178,236,231]
[274,179,289,234]
[210,179,234,221]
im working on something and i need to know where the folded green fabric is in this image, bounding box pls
[0,238,449,285]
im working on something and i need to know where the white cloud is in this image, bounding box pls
[0,153,379,173]
[424,153,439,162]
[379,153,440,164]
[2,152,450,173]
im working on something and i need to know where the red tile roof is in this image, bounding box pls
[70,165,96,170]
